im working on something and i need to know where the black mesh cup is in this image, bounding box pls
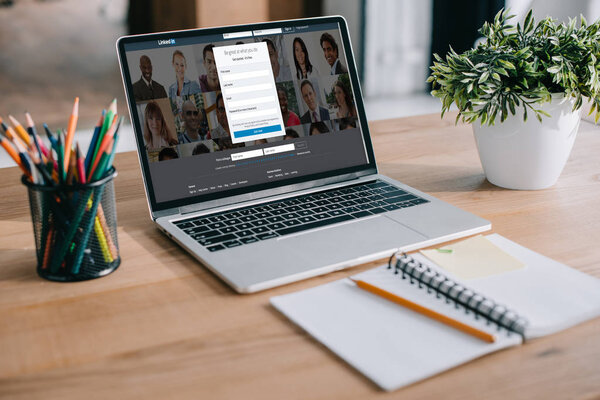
[22,167,120,282]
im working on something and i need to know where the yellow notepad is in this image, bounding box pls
[420,234,525,280]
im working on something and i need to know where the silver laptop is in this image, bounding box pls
[116,16,490,293]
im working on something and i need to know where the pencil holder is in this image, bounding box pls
[22,168,120,282]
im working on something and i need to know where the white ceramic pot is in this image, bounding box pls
[472,94,581,190]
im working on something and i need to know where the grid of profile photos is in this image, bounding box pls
[127,28,360,163]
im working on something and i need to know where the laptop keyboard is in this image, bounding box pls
[173,180,429,252]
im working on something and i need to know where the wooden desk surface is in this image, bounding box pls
[1,114,599,399]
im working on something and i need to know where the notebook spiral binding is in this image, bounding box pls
[388,252,529,338]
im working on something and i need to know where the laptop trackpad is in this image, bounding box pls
[279,215,428,266]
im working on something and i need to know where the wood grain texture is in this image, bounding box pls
[1,113,599,399]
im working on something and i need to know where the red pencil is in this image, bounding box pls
[76,144,86,184]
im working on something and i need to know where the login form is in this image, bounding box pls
[213,42,285,144]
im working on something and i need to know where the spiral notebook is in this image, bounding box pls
[270,234,600,391]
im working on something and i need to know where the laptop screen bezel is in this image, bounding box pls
[117,16,377,213]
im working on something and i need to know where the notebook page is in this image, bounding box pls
[414,234,600,339]
[271,269,521,391]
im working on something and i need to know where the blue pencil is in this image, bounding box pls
[43,124,57,149]
[104,116,123,173]
[85,111,105,173]
[56,131,64,184]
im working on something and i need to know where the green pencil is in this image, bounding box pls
[91,152,109,182]
[90,99,116,172]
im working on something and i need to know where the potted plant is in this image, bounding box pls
[428,9,600,190]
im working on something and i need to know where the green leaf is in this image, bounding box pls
[497,67,509,76]
[498,59,516,70]
[524,10,534,33]
[514,46,531,57]
[547,65,561,74]
[538,110,551,118]
[509,99,516,114]
[478,71,490,83]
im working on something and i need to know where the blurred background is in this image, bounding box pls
[0,0,599,159]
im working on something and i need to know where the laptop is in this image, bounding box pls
[116,16,490,293]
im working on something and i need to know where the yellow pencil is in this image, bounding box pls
[8,115,32,146]
[1,120,29,152]
[350,278,496,343]
[96,206,118,259]
[94,217,113,263]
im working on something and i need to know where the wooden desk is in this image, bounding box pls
[1,114,599,399]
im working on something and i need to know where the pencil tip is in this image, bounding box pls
[8,115,20,127]
[72,98,80,115]
[108,99,117,114]
[25,113,34,127]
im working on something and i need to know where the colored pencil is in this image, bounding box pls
[63,97,79,172]
[8,115,32,146]
[91,152,110,182]
[66,149,77,185]
[41,223,54,270]
[46,150,58,184]
[0,132,30,176]
[94,217,113,263]
[25,112,49,161]
[1,120,29,152]
[87,116,118,180]
[42,124,59,166]
[85,112,105,173]
[105,127,121,173]
[76,144,86,184]
[56,131,64,184]
[43,123,55,143]
[96,207,117,259]
[90,99,116,170]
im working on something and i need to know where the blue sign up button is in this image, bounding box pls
[233,124,282,138]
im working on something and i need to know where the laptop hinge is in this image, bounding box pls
[152,207,181,221]
[177,169,377,216]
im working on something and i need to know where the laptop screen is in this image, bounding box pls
[118,17,376,211]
